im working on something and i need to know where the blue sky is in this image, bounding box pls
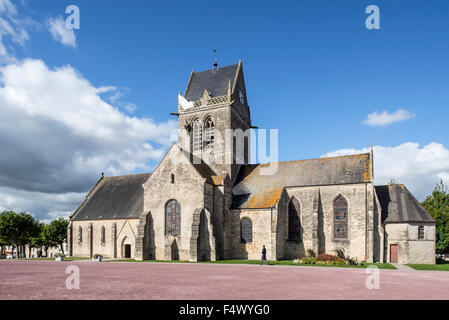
[0,0,448,220]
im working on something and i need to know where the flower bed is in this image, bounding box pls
[296,251,364,266]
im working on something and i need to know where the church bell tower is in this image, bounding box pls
[176,60,252,183]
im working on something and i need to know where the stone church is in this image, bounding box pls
[68,61,436,264]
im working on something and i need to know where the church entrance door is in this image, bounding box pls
[124,244,131,259]
[390,244,398,263]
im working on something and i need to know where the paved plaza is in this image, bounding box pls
[1,260,448,300]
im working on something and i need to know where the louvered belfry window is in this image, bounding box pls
[240,217,253,243]
[204,118,215,151]
[288,198,301,241]
[192,119,202,152]
[334,195,348,239]
[166,200,181,236]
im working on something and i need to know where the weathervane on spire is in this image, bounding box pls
[212,49,218,71]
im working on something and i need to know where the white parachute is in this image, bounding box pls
[178,94,194,110]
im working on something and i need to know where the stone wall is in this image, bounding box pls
[71,218,139,258]
[142,146,207,261]
[385,222,435,264]
[280,183,372,262]
[229,209,273,260]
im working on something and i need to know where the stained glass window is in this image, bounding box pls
[241,218,252,243]
[166,200,181,236]
[334,195,348,239]
[288,198,301,241]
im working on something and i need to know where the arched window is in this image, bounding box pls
[240,217,253,243]
[288,197,301,241]
[78,226,82,243]
[101,226,106,244]
[334,195,348,239]
[166,200,181,236]
[204,118,214,151]
[192,119,202,152]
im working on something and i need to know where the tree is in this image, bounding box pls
[41,224,56,257]
[30,223,49,257]
[422,180,449,253]
[0,211,20,257]
[0,211,41,258]
[48,218,69,255]
[16,212,40,258]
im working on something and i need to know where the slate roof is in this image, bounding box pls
[375,185,435,223]
[232,153,372,209]
[184,64,239,101]
[71,173,151,221]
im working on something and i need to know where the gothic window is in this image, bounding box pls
[288,197,301,241]
[418,226,425,240]
[334,195,348,240]
[166,200,181,236]
[78,226,82,243]
[101,226,105,244]
[192,119,202,152]
[204,118,215,151]
[240,217,253,243]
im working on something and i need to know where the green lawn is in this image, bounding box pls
[406,263,449,271]
[111,259,396,269]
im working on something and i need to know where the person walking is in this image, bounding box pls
[260,245,268,265]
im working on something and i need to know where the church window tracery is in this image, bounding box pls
[334,195,348,239]
[204,118,215,151]
[192,119,202,152]
[166,200,181,236]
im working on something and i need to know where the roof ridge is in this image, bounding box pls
[193,63,239,74]
[104,172,152,179]
[253,152,371,166]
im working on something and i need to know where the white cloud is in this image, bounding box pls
[124,102,137,113]
[0,0,16,15]
[363,109,415,127]
[0,185,84,223]
[0,59,177,220]
[322,142,449,201]
[0,0,30,63]
[48,16,76,47]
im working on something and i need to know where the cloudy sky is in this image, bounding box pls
[0,0,448,222]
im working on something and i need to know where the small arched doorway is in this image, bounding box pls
[171,239,179,260]
[121,236,132,259]
[124,244,131,259]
